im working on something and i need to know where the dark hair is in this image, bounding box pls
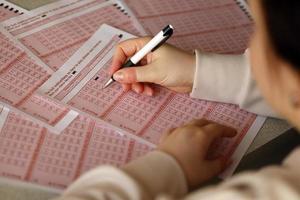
[262,0,300,68]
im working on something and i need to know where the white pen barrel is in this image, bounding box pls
[130,31,165,64]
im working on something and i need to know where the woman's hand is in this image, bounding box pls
[109,37,196,96]
[158,119,237,189]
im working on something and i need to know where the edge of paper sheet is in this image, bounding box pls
[0,0,29,13]
[0,101,79,134]
[114,0,147,36]
[0,105,10,131]
[219,115,266,178]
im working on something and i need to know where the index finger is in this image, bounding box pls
[109,37,151,75]
[203,123,237,143]
[196,123,237,155]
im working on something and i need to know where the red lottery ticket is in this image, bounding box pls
[0,109,152,189]
[3,0,145,71]
[0,28,78,133]
[38,24,266,177]
[124,0,253,53]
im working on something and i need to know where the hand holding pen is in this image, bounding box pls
[106,25,196,95]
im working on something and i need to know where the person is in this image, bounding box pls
[54,0,300,199]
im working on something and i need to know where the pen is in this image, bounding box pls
[102,24,174,89]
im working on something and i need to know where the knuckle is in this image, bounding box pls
[185,125,198,132]
[180,125,202,135]
[209,122,224,130]
[189,119,200,124]
[116,41,125,48]
[208,123,220,129]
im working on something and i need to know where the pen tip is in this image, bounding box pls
[102,78,114,89]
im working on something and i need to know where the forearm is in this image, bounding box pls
[52,151,188,200]
[191,50,278,118]
[53,149,300,200]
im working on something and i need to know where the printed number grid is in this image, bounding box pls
[169,24,253,53]
[205,104,256,159]
[0,113,42,180]
[0,33,23,73]
[69,68,124,118]
[20,4,142,71]
[125,0,234,17]
[0,112,153,189]
[125,0,253,52]
[81,124,152,174]
[17,94,70,125]
[140,94,214,143]
[104,87,172,135]
[0,55,49,106]
[28,116,92,188]
[80,125,132,173]
[43,41,84,73]
[8,0,107,36]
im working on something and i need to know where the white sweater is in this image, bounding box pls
[53,51,300,200]
[191,50,277,117]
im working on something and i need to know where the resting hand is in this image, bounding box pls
[158,119,237,189]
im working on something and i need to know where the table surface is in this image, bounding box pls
[0,1,292,199]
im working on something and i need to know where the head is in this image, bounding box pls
[250,0,300,128]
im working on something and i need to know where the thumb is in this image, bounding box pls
[113,64,159,84]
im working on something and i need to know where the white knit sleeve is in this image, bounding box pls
[190,50,278,117]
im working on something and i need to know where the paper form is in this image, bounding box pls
[39,24,266,177]
[4,0,106,32]
[0,109,152,189]
[0,27,78,133]
[0,0,27,22]
[124,0,253,53]
[3,0,146,71]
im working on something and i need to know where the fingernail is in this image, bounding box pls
[146,90,153,96]
[134,87,142,94]
[113,71,124,82]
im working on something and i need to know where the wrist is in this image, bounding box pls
[123,151,188,197]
